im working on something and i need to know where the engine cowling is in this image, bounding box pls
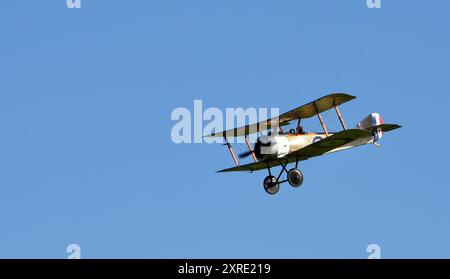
[254,135,290,160]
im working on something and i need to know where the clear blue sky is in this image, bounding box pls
[1,0,449,259]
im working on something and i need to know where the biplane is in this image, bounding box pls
[205,93,401,195]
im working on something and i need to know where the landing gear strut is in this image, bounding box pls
[263,159,304,195]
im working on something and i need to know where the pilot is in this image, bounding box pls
[297,125,305,134]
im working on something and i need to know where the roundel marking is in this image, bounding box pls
[312,136,323,143]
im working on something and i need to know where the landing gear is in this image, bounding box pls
[262,159,304,195]
[263,175,279,195]
[287,168,303,188]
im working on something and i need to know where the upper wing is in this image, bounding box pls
[277,93,356,122]
[218,129,372,173]
[205,93,356,138]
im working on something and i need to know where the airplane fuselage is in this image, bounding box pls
[255,132,374,161]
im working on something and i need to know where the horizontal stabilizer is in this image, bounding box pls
[372,124,402,133]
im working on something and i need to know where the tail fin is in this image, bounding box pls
[357,113,384,141]
[356,113,401,142]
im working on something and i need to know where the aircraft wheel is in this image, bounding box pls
[263,175,279,195]
[287,168,304,188]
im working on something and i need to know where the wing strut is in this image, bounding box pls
[244,136,257,162]
[296,118,302,134]
[314,103,329,137]
[224,137,239,166]
[334,105,347,130]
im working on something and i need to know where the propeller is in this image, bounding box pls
[237,138,269,159]
[238,150,254,159]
